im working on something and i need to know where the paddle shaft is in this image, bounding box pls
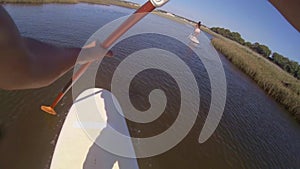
[50,1,156,108]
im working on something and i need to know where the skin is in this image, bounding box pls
[269,0,300,32]
[0,5,111,90]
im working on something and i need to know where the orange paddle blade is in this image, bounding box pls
[41,106,57,116]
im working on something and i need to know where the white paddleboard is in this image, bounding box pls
[50,88,139,169]
[189,34,200,44]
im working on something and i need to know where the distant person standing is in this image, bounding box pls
[193,21,201,37]
[189,21,201,44]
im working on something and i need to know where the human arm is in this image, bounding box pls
[0,6,110,90]
[269,0,300,32]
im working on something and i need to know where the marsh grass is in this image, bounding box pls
[212,38,300,121]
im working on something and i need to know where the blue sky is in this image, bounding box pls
[132,0,300,62]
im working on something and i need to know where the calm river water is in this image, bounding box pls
[0,3,299,169]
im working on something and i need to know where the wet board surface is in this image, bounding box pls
[189,34,200,44]
[50,88,139,169]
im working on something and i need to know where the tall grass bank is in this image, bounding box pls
[212,38,300,122]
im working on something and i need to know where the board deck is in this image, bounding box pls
[189,34,200,44]
[50,88,139,169]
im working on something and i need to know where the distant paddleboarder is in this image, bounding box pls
[194,21,201,37]
[189,21,201,44]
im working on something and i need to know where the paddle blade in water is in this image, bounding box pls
[41,106,57,116]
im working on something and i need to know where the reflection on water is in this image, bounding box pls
[0,3,300,169]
